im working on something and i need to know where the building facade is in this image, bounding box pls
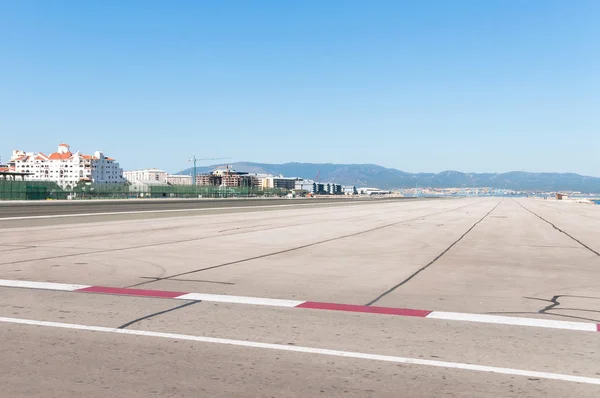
[123,169,168,184]
[342,185,358,195]
[261,176,296,190]
[196,169,258,187]
[166,175,192,185]
[9,143,124,188]
[294,179,316,194]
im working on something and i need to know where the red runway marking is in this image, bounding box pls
[297,301,432,317]
[76,286,186,299]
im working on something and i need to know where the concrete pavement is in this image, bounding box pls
[0,198,598,396]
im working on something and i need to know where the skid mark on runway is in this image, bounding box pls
[0,220,349,267]
[128,201,483,288]
[117,300,200,329]
[514,200,600,256]
[365,201,501,306]
[0,202,440,249]
[138,276,235,285]
[0,202,451,267]
[0,246,35,253]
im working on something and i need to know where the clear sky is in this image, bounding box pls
[1,1,599,175]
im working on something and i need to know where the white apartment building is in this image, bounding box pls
[166,174,192,185]
[261,176,296,190]
[10,143,125,188]
[294,179,316,193]
[123,169,167,184]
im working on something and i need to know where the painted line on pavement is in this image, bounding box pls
[1,316,599,385]
[78,285,186,299]
[0,202,356,221]
[426,311,598,333]
[0,279,598,333]
[176,292,304,307]
[297,301,432,317]
[0,279,90,291]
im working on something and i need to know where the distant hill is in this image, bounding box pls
[178,162,600,192]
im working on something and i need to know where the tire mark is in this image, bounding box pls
[0,200,473,268]
[0,201,422,249]
[117,300,200,329]
[136,276,235,286]
[0,220,353,266]
[535,201,600,221]
[365,200,501,306]
[514,200,600,256]
[128,201,485,288]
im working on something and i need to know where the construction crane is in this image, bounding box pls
[314,169,321,182]
[189,156,230,185]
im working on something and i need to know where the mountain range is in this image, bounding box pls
[179,162,600,192]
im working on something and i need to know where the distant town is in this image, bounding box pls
[0,143,374,198]
[1,143,598,203]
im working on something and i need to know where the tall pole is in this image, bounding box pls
[191,156,197,186]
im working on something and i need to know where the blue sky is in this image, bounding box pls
[1,1,599,175]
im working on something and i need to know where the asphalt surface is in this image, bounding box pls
[0,198,598,397]
[0,197,401,217]
[0,197,422,227]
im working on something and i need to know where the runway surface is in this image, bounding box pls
[0,198,598,397]
[0,197,414,227]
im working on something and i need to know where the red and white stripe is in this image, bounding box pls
[0,279,598,333]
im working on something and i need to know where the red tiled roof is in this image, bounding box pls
[48,152,73,160]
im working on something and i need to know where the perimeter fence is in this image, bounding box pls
[0,180,288,200]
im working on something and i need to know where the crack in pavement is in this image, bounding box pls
[364,200,501,306]
[127,201,484,288]
[494,295,600,323]
[0,202,447,267]
[514,200,600,256]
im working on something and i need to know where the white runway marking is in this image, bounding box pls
[175,292,305,307]
[427,311,598,332]
[0,316,599,385]
[0,202,354,221]
[0,279,598,333]
[0,279,90,291]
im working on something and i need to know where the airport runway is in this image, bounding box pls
[0,197,416,227]
[0,198,598,397]
[0,197,400,217]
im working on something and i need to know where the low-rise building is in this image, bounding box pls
[294,179,316,194]
[342,185,358,195]
[261,176,296,190]
[123,169,167,184]
[327,183,342,195]
[166,174,192,185]
[196,168,258,187]
[129,180,169,197]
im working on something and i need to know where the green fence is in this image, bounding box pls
[0,180,68,200]
[0,180,289,201]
